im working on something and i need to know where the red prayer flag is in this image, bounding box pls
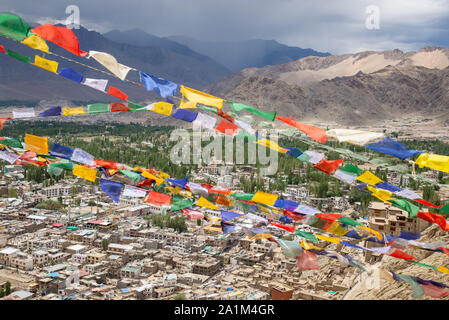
[414,199,443,208]
[417,211,449,231]
[269,222,295,233]
[107,86,128,101]
[110,102,130,112]
[422,283,449,298]
[388,249,415,261]
[0,117,11,130]
[313,159,344,175]
[95,159,118,170]
[316,213,343,222]
[215,120,239,135]
[297,250,320,270]
[146,190,171,206]
[276,116,327,144]
[218,109,235,122]
[200,183,214,190]
[209,187,231,195]
[0,45,6,54]
[137,179,154,187]
[31,25,88,57]
[181,208,204,220]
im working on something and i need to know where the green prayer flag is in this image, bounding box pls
[228,101,277,121]
[230,193,254,201]
[390,199,419,218]
[258,121,273,129]
[340,163,364,176]
[396,274,424,298]
[7,49,30,63]
[197,105,218,114]
[171,197,195,211]
[297,152,310,162]
[128,101,145,112]
[1,138,23,149]
[87,103,110,114]
[119,170,141,181]
[295,230,318,242]
[0,13,31,41]
[337,216,363,227]
[440,203,449,217]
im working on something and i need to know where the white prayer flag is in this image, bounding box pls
[122,185,148,198]
[83,78,109,92]
[71,148,95,166]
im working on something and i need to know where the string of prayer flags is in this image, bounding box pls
[107,86,128,101]
[83,78,108,92]
[180,85,224,109]
[295,230,319,242]
[356,171,383,185]
[146,190,171,206]
[256,139,288,154]
[100,179,123,203]
[313,159,344,175]
[196,196,219,210]
[315,234,341,244]
[0,13,31,41]
[251,191,278,206]
[140,71,178,98]
[24,133,48,154]
[31,24,88,57]
[21,34,49,53]
[88,51,132,81]
[394,189,421,200]
[59,67,84,83]
[141,170,165,186]
[365,137,422,160]
[38,106,62,117]
[276,116,327,144]
[375,182,401,193]
[367,186,393,203]
[390,199,419,218]
[34,55,58,73]
[415,153,449,173]
[72,164,97,182]
[171,197,195,211]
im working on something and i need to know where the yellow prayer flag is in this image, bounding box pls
[149,102,173,116]
[24,133,48,154]
[249,233,273,240]
[164,186,175,193]
[73,164,97,182]
[196,196,219,210]
[415,153,449,173]
[180,85,224,109]
[159,172,171,180]
[141,171,165,186]
[256,139,288,154]
[367,186,392,203]
[179,98,197,109]
[300,241,323,251]
[356,171,383,185]
[316,234,341,244]
[37,156,47,163]
[357,226,383,241]
[21,35,49,53]
[326,221,349,236]
[257,204,271,214]
[34,55,58,73]
[437,266,449,274]
[251,191,278,206]
[62,106,86,116]
[133,166,144,172]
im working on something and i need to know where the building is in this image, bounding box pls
[192,258,221,276]
[271,285,293,300]
[41,184,72,198]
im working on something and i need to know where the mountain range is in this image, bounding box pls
[208,47,449,125]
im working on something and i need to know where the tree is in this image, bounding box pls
[5,282,10,296]
[0,288,4,298]
[8,188,17,198]
[102,238,109,251]
[173,293,186,300]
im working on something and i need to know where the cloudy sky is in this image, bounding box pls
[3,0,449,54]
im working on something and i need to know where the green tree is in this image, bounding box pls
[173,293,186,300]
[102,238,109,251]
[5,282,10,296]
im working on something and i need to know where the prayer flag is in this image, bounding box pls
[87,103,110,114]
[415,153,449,173]
[146,190,171,206]
[171,109,198,122]
[140,71,178,98]
[357,171,383,185]
[89,51,132,80]
[71,148,95,166]
[181,208,204,220]
[83,78,108,92]
[107,86,128,101]
[366,137,422,160]
[59,68,83,83]
[180,85,224,109]
[313,159,344,175]
[390,199,419,218]
[215,120,239,135]
[38,106,61,117]
[100,179,123,203]
[192,113,217,130]
[49,143,73,159]
[297,250,320,270]
[251,191,278,206]
[62,106,85,116]
[148,102,173,116]
[73,164,97,182]
[21,34,49,53]
[228,101,276,121]
[122,185,148,198]
[31,24,87,57]
[7,49,30,63]
[0,13,31,41]
[276,116,327,143]
[196,196,219,210]
[24,133,48,154]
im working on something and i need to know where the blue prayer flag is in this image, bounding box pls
[59,68,84,83]
[366,137,423,160]
[100,179,123,203]
[50,143,74,160]
[221,211,243,223]
[375,182,402,192]
[38,106,62,117]
[171,109,198,122]
[140,71,178,98]
[285,147,303,158]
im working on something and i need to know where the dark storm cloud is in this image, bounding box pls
[3,0,449,54]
